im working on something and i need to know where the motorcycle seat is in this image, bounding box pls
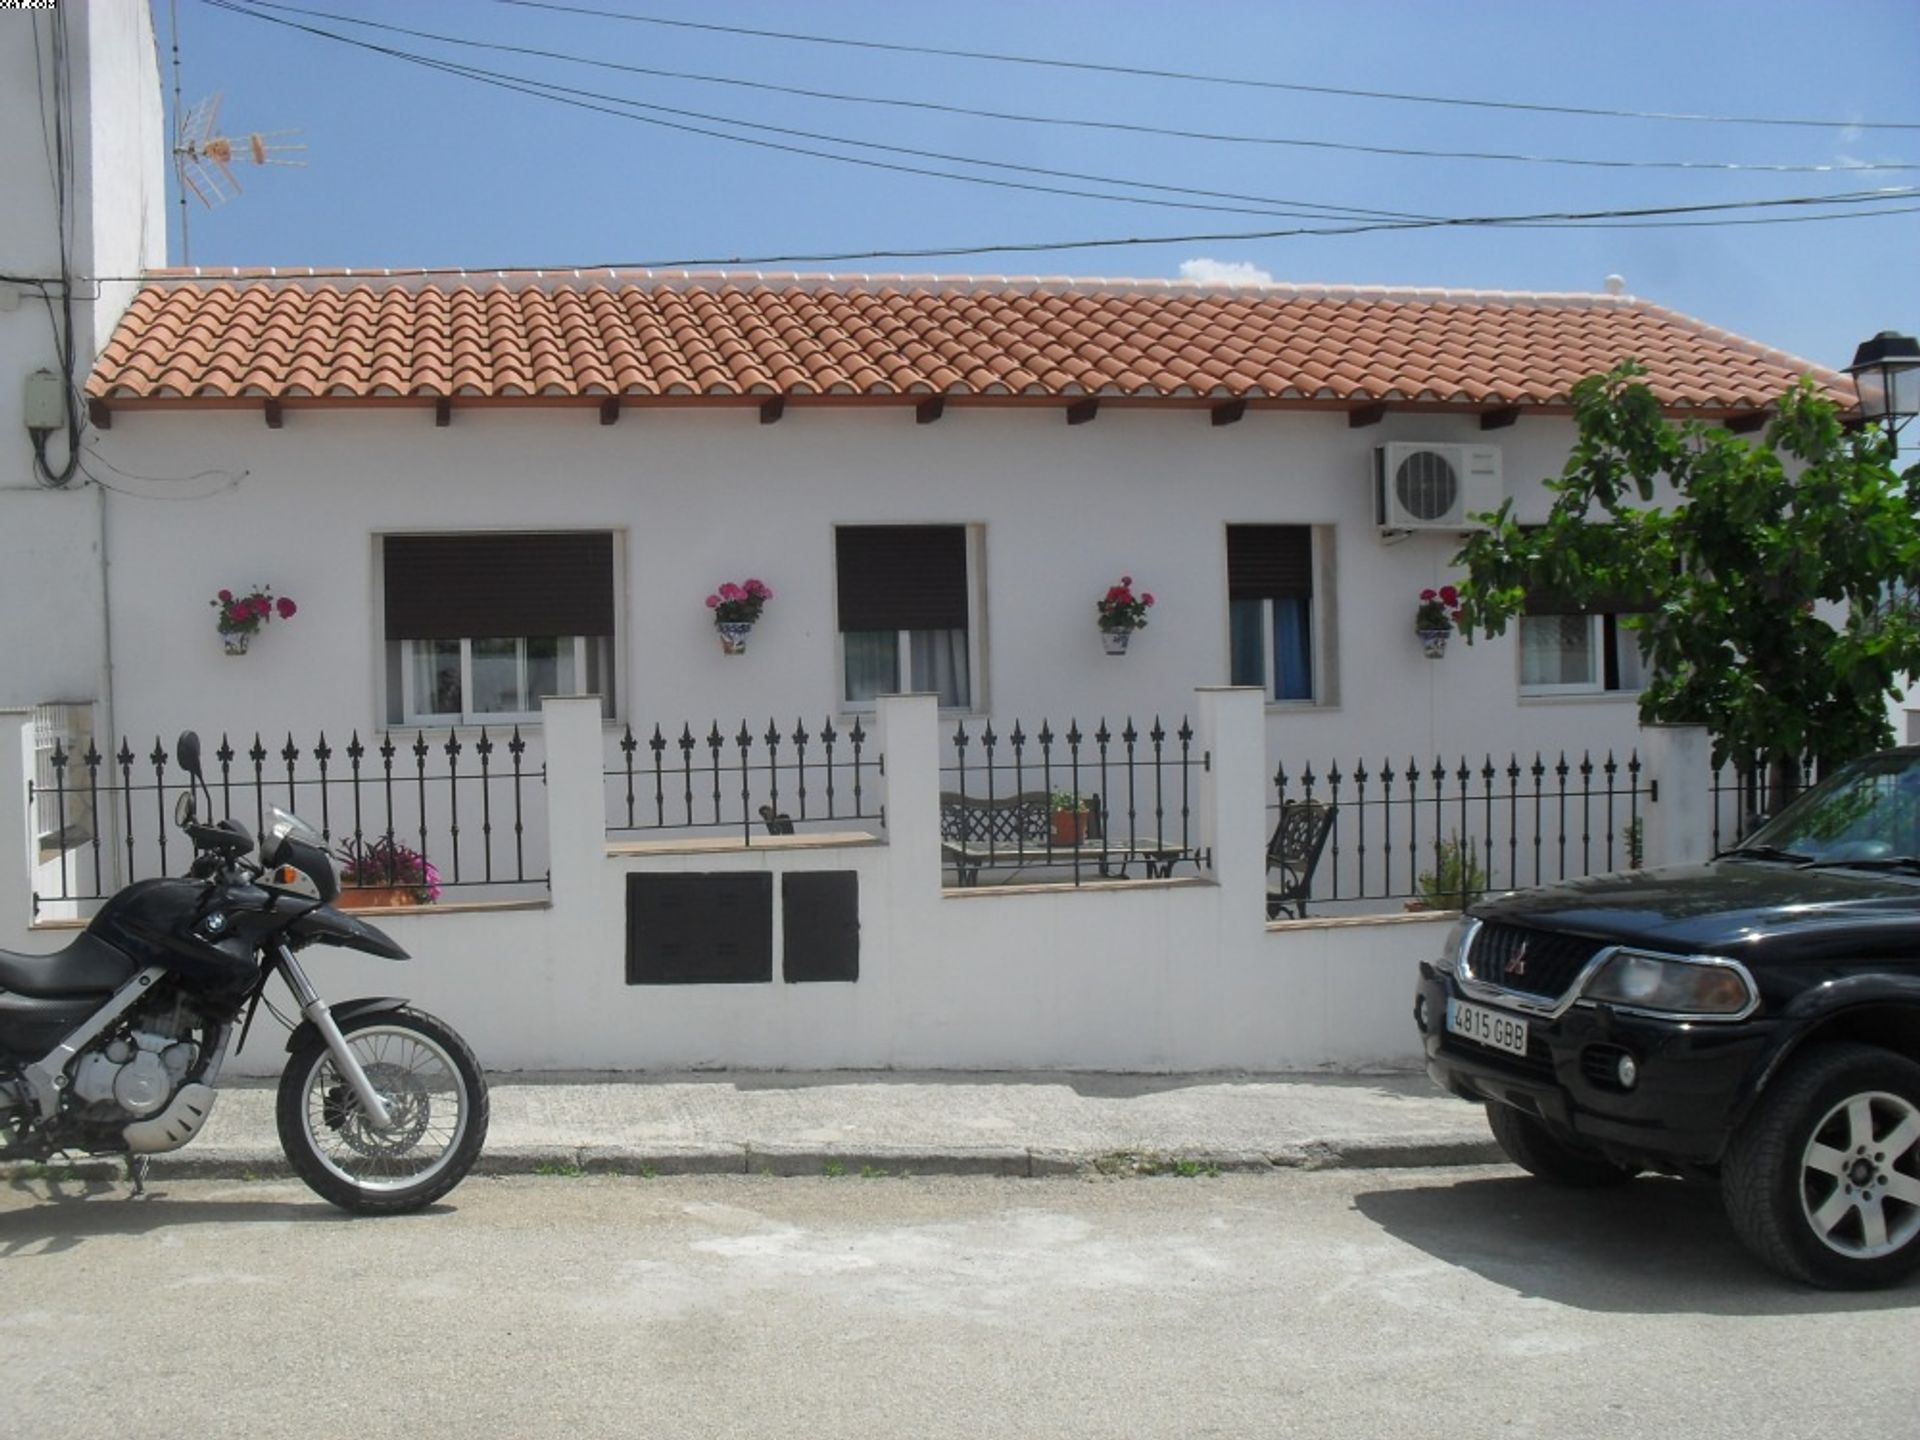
[0,933,138,997]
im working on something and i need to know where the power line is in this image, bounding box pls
[222,0,1917,175]
[204,0,1918,240]
[205,0,1430,222]
[493,0,1920,133]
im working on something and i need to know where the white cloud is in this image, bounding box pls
[1178,257,1275,286]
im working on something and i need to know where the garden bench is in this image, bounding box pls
[1266,800,1336,920]
[939,790,1194,886]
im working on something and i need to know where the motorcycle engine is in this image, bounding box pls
[70,1005,201,1119]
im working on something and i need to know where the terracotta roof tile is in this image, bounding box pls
[87,271,1849,416]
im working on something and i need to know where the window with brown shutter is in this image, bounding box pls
[381,532,618,724]
[835,525,975,709]
[1227,525,1314,601]
[1227,525,1321,702]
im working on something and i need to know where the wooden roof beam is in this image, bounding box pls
[1066,398,1100,426]
[759,397,786,424]
[1480,406,1521,431]
[264,399,284,430]
[599,398,621,426]
[1211,400,1248,427]
[916,396,946,425]
[1347,403,1387,429]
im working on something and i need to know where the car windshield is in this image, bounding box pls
[1734,752,1920,866]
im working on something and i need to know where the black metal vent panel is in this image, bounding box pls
[782,871,860,983]
[625,873,773,985]
[1466,923,1605,1003]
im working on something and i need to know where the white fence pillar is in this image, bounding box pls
[0,710,34,947]
[877,693,941,901]
[1196,686,1268,921]
[540,694,606,912]
[1640,723,1714,867]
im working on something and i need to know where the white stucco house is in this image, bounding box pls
[0,3,1858,1071]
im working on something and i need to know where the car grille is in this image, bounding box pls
[1465,923,1606,1005]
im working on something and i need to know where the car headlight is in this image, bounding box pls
[1579,949,1757,1019]
[1433,917,1479,975]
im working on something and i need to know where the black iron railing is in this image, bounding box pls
[1271,751,1645,913]
[940,716,1209,886]
[29,729,545,916]
[605,717,883,842]
[1709,754,1818,853]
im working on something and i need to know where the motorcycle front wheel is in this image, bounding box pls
[276,1005,489,1214]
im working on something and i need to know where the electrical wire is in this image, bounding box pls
[203,1,1430,222]
[490,0,1920,133]
[201,0,1920,239]
[219,0,1917,175]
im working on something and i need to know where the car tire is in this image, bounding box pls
[1722,1042,1920,1290]
[1486,1103,1638,1187]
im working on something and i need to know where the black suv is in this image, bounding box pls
[1416,747,1920,1288]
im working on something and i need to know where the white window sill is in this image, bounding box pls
[1517,691,1644,706]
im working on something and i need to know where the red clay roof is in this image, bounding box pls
[86,271,1848,416]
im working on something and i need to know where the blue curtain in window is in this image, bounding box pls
[1273,597,1313,701]
[1229,599,1265,689]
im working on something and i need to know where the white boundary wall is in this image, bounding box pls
[0,697,1719,1075]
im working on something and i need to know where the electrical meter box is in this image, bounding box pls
[24,369,67,431]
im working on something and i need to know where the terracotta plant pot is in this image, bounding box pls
[338,886,422,910]
[1050,809,1088,846]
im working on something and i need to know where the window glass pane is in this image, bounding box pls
[1611,618,1649,691]
[1229,599,1266,688]
[412,639,463,715]
[524,636,575,706]
[471,638,522,714]
[909,628,970,709]
[1521,615,1596,688]
[1273,597,1314,701]
[843,630,899,703]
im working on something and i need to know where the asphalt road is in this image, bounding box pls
[1,1168,1913,1439]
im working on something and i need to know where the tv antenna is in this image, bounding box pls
[168,3,305,263]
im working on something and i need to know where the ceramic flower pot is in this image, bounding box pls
[1416,627,1450,659]
[222,631,251,656]
[1100,629,1131,656]
[717,621,753,655]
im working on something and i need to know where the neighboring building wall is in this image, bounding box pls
[0,0,164,721]
[84,402,1647,772]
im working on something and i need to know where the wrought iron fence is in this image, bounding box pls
[605,717,884,842]
[1271,750,1646,914]
[29,729,546,917]
[1708,754,1819,853]
[940,715,1209,886]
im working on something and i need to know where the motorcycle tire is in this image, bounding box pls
[276,1005,489,1214]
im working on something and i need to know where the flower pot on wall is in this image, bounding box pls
[1100,630,1131,656]
[221,632,251,656]
[1415,627,1450,659]
[717,621,753,655]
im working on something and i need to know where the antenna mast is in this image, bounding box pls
[169,0,189,263]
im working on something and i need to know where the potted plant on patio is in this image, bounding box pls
[1413,584,1461,659]
[1096,574,1155,655]
[338,836,442,907]
[1049,789,1091,846]
[706,576,772,654]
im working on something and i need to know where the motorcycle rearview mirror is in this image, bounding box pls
[176,730,203,781]
[175,730,212,826]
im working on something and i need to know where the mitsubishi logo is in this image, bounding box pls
[1504,942,1529,978]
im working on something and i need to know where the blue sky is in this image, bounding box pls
[162,0,1918,374]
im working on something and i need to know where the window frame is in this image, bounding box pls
[376,530,624,726]
[834,523,985,714]
[1226,524,1332,706]
[1517,611,1646,698]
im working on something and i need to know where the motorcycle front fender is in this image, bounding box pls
[286,904,411,960]
[283,995,409,1054]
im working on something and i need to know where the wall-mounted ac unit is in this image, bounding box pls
[1374,443,1503,532]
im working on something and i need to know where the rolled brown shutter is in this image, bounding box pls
[836,526,968,631]
[384,533,615,640]
[1227,526,1313,600]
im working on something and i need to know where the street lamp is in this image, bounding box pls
[1846,329,1920,436]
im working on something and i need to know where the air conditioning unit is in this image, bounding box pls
[1374,442,1503,532]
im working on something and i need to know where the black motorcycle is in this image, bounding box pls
[0,732,488,1212]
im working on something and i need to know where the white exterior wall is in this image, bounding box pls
[83,402,1644,772]
[0,0,163,719]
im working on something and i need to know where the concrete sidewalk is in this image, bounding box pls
[128,1070,1503,1180]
